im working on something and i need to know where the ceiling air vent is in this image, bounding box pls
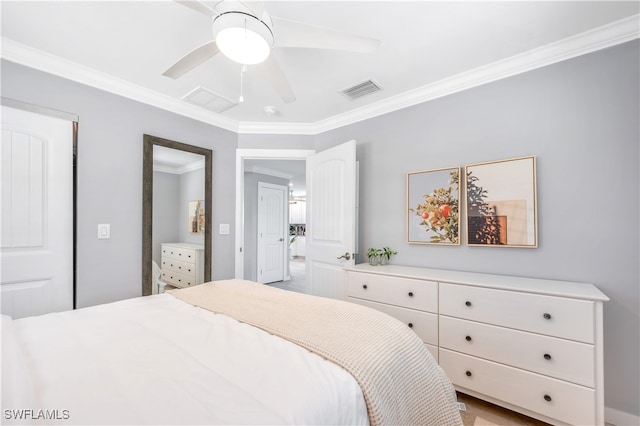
[182,86,237,113]
[340,79,382,101]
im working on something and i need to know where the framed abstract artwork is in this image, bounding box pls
[189,200,205,234]
[407,166,461,245]
[465,156,537,248]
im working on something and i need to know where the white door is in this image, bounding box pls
[257,182,287,284]
[1,105,74,319]
[305,140,356,299]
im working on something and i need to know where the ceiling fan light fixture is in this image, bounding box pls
[213,12,273,65]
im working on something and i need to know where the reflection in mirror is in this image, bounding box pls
[153,146,205,293]
[142,135,212,296]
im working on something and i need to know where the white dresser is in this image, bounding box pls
[346,270,439,361]
[160,243,204,288]
[345,264,608,426]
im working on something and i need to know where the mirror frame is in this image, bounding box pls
[142,134,212,296]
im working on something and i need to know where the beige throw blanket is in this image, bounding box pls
[169,279,462,426]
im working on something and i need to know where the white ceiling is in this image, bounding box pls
[153,145,205,174]
[2,1,638,134]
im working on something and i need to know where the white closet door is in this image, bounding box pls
[1,105,74,319]
[257,182,286,284]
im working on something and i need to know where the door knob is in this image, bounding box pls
[337,252,352,260]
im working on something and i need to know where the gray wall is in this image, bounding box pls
[237,133,314,149]
[315,41,640,419]
[1,60,238,308]
[152,171,180,266]
[178,167,205,245]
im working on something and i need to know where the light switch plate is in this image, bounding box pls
[98,224,110,239]
[219,223,230,235]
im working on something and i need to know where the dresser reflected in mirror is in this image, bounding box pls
[142,134,212,296]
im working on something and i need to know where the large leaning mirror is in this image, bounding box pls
[142,134,212,296]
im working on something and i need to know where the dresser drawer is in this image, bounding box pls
[348,298,438,346]
[440,349,596,426]
[425,344,438,362]
[439,316,595,387]
[439,283,595,343]
[161,258,197,277]
[161,245,197,263]
[346,272,437,312]
[161,270,196,288]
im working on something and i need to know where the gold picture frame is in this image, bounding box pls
[465,156,537,248]
[407,166,461,245]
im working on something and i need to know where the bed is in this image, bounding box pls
[2,279,462,425]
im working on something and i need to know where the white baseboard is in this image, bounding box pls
[606,406,640,426]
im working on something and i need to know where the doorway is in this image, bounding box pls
[235,149,314,287]
[235,142,357,299]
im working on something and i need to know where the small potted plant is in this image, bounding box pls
[289,234,298,259]
[380,247,397,265]
[367,247,382,266]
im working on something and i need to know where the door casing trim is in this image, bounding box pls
[235,149,315,278]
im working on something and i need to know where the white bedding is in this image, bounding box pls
[1,294,368,425]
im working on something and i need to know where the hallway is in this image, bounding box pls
[269,258,308,294]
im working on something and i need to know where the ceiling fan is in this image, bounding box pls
[163,0,380,103]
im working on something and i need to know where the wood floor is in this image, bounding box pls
[458,393,550,426]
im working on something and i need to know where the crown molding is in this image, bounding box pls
[0,38,239,133]
[246,165,294,180]
[153,158,205,175]
[238,14,640,135]
[238,120,319,135]
[2,13,638,136]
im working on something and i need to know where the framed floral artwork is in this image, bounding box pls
[465,156,537,248]
[407,166,460,245]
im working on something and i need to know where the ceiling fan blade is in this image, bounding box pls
[255,55,296,103]
[175,0,219,17]
[240,1,264,18]
[163,40,220,79]
[271,16,380,53]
